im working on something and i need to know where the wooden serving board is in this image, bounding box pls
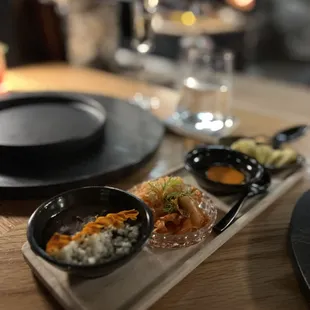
[22,166,306,310]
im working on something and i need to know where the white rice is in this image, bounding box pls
[51,224,140,265]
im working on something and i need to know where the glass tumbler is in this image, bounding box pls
[176,35,214,90]
[176,49,235,130]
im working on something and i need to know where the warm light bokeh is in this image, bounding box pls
[180,11,197,26]
[226,0,255,11]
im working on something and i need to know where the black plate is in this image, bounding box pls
[27,186,154,278]
[288,190,310,303]
[0,92,164,199]
[185,145,265,195]
[0,92,107,157]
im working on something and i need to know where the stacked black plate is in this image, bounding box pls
[0,92,107,158]
[0,92,164,199]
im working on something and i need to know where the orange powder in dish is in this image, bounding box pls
[206,166,245,185]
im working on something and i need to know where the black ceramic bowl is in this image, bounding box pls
[27,186,154,278]
[185,145,265,195]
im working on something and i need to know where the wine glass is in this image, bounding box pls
[131,0,158,57]
[129,0,209,111]
[130,0,159,111]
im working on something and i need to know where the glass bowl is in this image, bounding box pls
[130,183,218,249]
[149,194,217,249]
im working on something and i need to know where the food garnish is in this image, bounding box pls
[231,138,297,168]
[45,210,140,265]
[131,177,209,235]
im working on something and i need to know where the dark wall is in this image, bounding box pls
[0,0,18,67]
[5,1,245,70]
[3,0,66,68]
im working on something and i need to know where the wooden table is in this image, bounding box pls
[2,63,310,310]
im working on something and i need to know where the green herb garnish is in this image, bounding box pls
[147,177,196,214]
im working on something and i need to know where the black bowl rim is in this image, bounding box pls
[184,145,265,188]
[27,186,154,271]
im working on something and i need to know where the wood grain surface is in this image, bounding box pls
[1,63,310,310]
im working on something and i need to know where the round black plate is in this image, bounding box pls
[0,92,106,157]
[0,92,164,199]
[288,190,310,303]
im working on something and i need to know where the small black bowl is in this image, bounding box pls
[27,186,154,278]
[185,145,265,195]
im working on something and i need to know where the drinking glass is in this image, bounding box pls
[131,0,158,76]
[176,48,235,130]
[131,0,157,54]
[176,35,214,90]
[128,0,158,111]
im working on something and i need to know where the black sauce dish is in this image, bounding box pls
[185,145,265,195]
[27,186,154,278]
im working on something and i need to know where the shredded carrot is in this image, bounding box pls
[45,233,72,255]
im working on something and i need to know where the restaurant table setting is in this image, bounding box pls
[3,53,307,309]
[22,145,306,310]
[1,61,310,310]
[2,3,310,307]
[2,43,310,310]
[20,119,307,309]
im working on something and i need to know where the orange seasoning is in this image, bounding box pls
[206,166,245,185]
[46,210,139,255]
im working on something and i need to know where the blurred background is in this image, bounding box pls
[4,0,310,87]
